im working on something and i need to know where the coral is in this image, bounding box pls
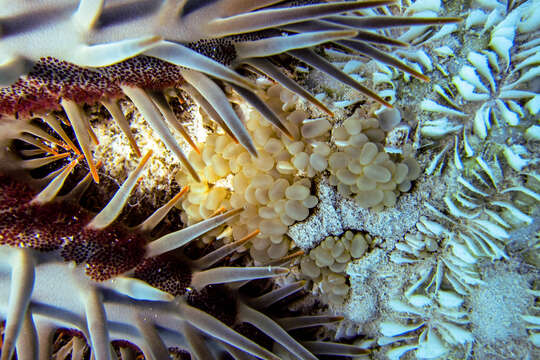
[174,84,316,263]
[360,0,540,358]
[0,0,537,359]
[416,0,539,176]
[284,0,538,358]
[381,290,473,359]
[173,79,421,266]
[327,108,420,208]
[300,231,372,304]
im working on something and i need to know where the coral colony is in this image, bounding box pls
[0,0,537,360]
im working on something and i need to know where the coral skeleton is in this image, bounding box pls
[366,0,540,358]
[418,0,539,176]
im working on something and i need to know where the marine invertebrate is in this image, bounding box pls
[172,80,424,270]
[0,0,473,359]
[416,0,539,175]
[174,84,320,264]
[379,142,539,358]
[369,0,540,354]
[380,289,473,359]
[0,0,458,182]
[301,230,371,304]
[384,225,478,358]
[0,151,368,360]
[169,80,422,272]
[327,108,420,208]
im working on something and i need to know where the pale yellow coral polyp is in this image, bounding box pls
[285,184,310,200]
[359,142,378,165]
[301,231,371,304]
[176,82,418,264]
[326,110,419,209]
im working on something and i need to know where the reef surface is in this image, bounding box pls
[0,0,538,359]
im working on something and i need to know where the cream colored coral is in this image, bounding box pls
[300,231,371,304]
[176,83,320,263]
[327,110,420,209]
[175,79,420,264]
